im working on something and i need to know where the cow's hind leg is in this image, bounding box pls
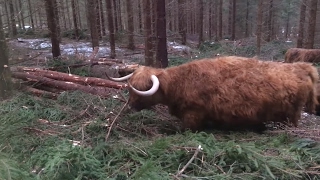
[288,106,303,127]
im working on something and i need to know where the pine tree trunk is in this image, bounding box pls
[60,0,67,30]
[214,0,218,41]
[126,0,135,50]
[44,0,61,58]
[4,1,11,32]
[99,0,106,36]
[77,1,82,29]
[9,1,17,37]
[14,0,22,29]
[245,0,249,37]
[88,0,100,49]
[231,0,236,40]
[218,0,223,40]
[96,0,102,39]
[228,0,232,37]
[144,0,154,66]
[71,0,79,40]
[266,0,273,42]
[305,0,318,49]
[256,0,263,55]
[0,10,11,98]
[198,0,204,47]
[65,0,72,29]
[178,0,187,45]
[297,0,306,48]
[285,1,291,40]
[37,9,41,29]
[53,0,61,42]
[27,0,35,29]
[208,1,212,40]
[155,0,168,68]
[112,0,119,32]
[18,0,25,30]
[138,0,143,34]
[105,0,116,58]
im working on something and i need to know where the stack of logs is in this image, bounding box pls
[11,59,140,99]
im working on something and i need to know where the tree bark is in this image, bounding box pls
[0,10,11,98]
[65,0,72,29]
[245,0,249,37]
[284,0,291,40]
[11,72,112,97]
[143,0,154,66]
[155,0,168,68]
[23,86,58,99]
[52,0,61,42]
[99,0,106,36]
[218,0,223,40]
[96,0,102,39]
[4,1,11,33]
[126,0,135,50]
[297,0,307,48]
[44,0,61,58]
[178,0,187,45]
[9,0,17,37]
[228,0,232,36]
[87,0,100,49]
[198,0,204,47]
[305,0,318,49]
[138,0,143,34]
[256,0,263,56]
[26,0,35,29]
[208,1,212,40]
[71,0,79,40]
[231,0,236,40]
[266,0,273,42]
[18,0,25,30]
[59,0,67,30]
[16,68,126,89]
[14,0,22,29]
[106,0,116,58]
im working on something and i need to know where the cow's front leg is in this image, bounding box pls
[181,111,205,132]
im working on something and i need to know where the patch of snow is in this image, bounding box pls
[167,41,191,52]
[302,112,309,117]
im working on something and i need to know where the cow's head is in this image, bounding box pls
[108,67,164,111]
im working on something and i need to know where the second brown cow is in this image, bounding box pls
[108,56,319,132]
[284,48,320,63]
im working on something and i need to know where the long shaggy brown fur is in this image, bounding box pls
[126,56,319,132]
[284,48,320,63]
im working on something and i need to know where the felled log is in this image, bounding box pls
[12,72,112,97]
[23,86,58,99]
[16,67,127,89]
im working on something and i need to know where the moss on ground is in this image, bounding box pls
[0,91,320,180]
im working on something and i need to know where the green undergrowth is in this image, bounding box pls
[0,91,320,180]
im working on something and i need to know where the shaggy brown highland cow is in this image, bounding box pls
[108,56,319,132]
[284,48,320,63]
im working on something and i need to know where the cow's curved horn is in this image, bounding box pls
[106,73,133,81]
[129,75,160,96]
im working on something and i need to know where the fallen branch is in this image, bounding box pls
[12,71,112,97]
[105,101,129,142]
[16,67,127,89]
[175,145,203,177]
[23,86,58,99]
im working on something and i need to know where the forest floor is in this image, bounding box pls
[1,34,320,180]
